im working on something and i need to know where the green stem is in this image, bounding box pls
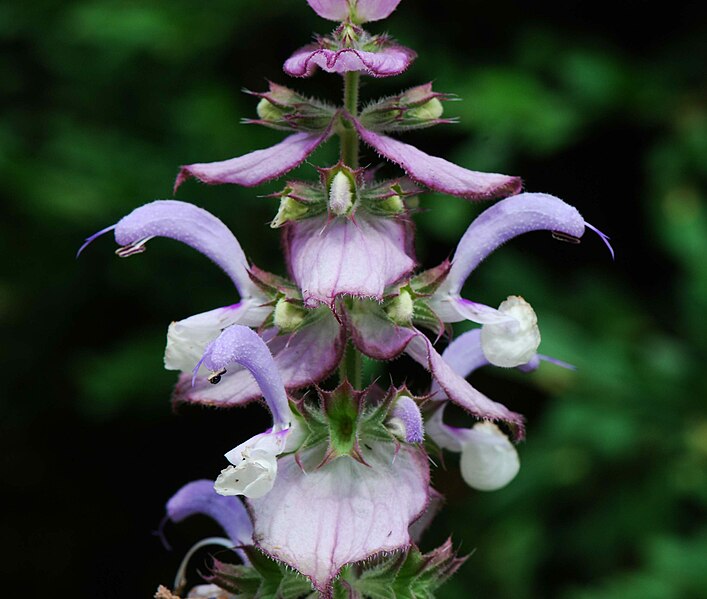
[340,71,360,168]
[339,342,363,389]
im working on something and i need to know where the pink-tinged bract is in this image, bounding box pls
[306,0,402,22]
[284,44,416,78]
[174,130,332,191]
[248,443,429,593]
[354,121,522,200]
[284,213,416,307]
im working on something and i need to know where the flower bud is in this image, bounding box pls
[271,196,310,228]
[328,171,354,216]
[407,97,444,121]
[480,295,541,367]
[387,395,424,443]
[385,288,414,324]
[273,298,307,332]
[377,194,405,214]
[256,98,286,122]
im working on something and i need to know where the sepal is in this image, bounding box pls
[209,546,313,599]
[409,261,451,297]
[352,540,466,599]
[359,83,456,132]
[245,82,336,132]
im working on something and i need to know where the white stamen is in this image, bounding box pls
[328,171,354,216]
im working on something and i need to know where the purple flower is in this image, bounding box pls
[79,200,346,407]
[335,192,609,438]
[425,330,521,491]
[307,0,402,23]
[197,325,307,498]
[166,479,254,551]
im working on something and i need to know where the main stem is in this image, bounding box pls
[339,74,363,388]
[340,71,360,168]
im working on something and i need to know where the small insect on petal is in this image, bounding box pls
[208,369,227,385]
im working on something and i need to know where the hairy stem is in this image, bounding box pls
[340,71,360,168]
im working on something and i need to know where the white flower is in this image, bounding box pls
[480,295,541,367]
[459,422,520,491]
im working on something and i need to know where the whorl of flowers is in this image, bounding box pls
[81,1,612,597]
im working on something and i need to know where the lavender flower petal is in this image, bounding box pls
[284,45,415,78]
[175,309,344,406]
[284,214,415,307]
[165,302,272,374]
[443,193,586,296]
[166,480,253,547]
[248,443,429,593]
[354,122,522,200]
[113,200,257,299]
[174,130,332,191]
[198,325,291,428]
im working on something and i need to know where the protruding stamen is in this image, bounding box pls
[328,171,354,216]
[551,230,581,244]
[115,237,154,257]
[585,222,615,260]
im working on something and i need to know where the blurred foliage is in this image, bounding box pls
[1,0,705,598]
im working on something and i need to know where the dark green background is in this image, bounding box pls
[2,0,706,597]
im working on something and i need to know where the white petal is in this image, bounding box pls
[214,451,278,499]
[480,296,541,367]
[459,422,520,491]
[164,299,270,373]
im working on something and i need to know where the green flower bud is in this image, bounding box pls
[407,97,444,121]
[271,196,310,228]
[256,98,287,122]
[273,298,307,333]
[386,289,414,324]
[377,194,405,214]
